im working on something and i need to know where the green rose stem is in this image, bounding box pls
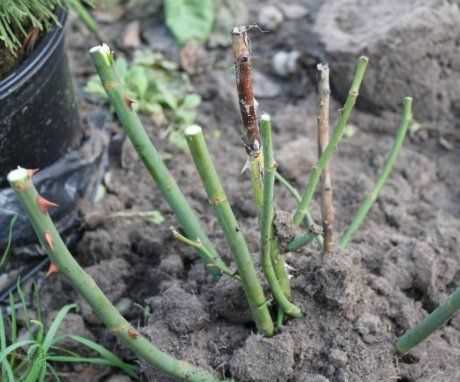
[397,287,460,354]
[260,115,301,318]
[171,228,238,279]
[339,97,413,249]
[231,30,290,323]
[261,140,291,322]
[90,44,227,278]
[184,125,274,336]
[7,168,225,382]
[273,172,323,250]
[288,230,321,252]
[293,56,369,226]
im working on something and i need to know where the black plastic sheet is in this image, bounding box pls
[0,128,109,252]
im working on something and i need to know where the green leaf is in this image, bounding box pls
[57,335,137,378]
[9,294,17,345]
[84,76,108,99]
[164,0,215,45]
[142,102,163,115]
[168,130,189,152]
[47,355,114,365]
[0,215,17,269]
[181,94,201,109]
[114,57,129,79]
[30,320,44,345]
[42,304,77,352]
[0,340,35,363]
[0,310,8,381]
[1,358,14,382]
[145,211,165,225]
[127,66,149,99]
[0,311,6,352]
[46,364,61,382]
[24,350,46,382]
[174,108,197,125]
[152,82,179,110]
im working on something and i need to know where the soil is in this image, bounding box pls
[12,0,460,381]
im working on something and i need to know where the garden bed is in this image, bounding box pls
[14,0,460,381]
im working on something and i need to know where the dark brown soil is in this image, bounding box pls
[30,1,460,381]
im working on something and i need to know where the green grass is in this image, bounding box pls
[0,0,92,53]
[0,216,17,270]
[85,50,202,152]
[0,293,137,381]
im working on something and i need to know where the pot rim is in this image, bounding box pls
[0,9,67,99]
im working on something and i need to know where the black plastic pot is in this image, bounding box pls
[0,10,82,186]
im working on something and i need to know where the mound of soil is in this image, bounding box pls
[314,0,460,125]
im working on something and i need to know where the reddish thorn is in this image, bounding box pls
[37,195,58,214]
[128,328,139,339]
[124,96,135,109]
[27,168,39,178]
[46,263,59,277]
[44,232,54,250]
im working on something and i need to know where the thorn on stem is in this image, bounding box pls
[128,328,139,339]
[27,169,39,178]
[44,232,54,250]
[124,96,135,109]
[36,195,58,214]
[46,262,59,277]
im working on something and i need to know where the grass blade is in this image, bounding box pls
[0,215,17,269]
[65,335,137,377]
[47,363,62,382]
[42,304,77,352]
[339,97,412,249]
[0,340,35,363]
[293,56,368,225]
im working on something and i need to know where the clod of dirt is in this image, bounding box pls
[311,252,364,320]
[77,229,127,266]
[296,373,330,382]
[253,70,282,98]
[273,210,313,253]
[115,297,134,317]
[258,6,284,31]
[78,258,130,324]
[230,332,295,382]
[280,4,309,20]
[329,348,348,368]
[211,276,252,324]
[129,228,163,260]
[207,323,250,368]
[354,312,384,345]
[272,50,301,77]
[105,375,132,382]
[148,285,209,335]
[141,321,215,382]
[398,331,460,381]
[49,312,95,355]
[314,0,460,123]
[158,254,184,276]
[276,138,316,181]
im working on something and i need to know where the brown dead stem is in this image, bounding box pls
[317,63,334,255]
[232,27,260,157]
